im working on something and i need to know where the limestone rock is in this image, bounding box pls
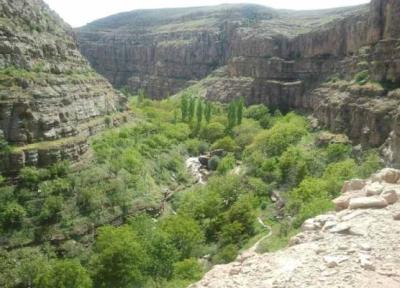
[0,0,127,172]
[349,196,388,209]
[381,189,399,204]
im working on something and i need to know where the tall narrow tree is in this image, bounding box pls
[237,97,244,125]
[188,97,196,123]
[227,102,237,130]
[196,99,203,125]
[181,94,189,122]
[205,101,212,123]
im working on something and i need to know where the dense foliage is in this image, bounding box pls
[0,92,381,287]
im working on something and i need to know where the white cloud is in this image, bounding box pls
[43,0,370,27]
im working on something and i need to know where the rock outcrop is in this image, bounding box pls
[191,168,400,288]
[0,0,127,173]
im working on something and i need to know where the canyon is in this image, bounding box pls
[77,0,400,165]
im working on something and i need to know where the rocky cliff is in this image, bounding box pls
[191,168,400,288]
[77,0,400,165]
[0,0,127,173]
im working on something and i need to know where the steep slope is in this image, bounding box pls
[191,168,400,288]
[0,0,127,173]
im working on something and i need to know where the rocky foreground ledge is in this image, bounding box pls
[191,168,400,288]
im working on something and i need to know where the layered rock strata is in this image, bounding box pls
[0,0,127,173]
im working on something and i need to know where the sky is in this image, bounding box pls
[43,0,370,27]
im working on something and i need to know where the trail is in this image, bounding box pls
[248,217,273,253]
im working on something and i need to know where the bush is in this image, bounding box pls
[160,215,205,260]
[233,119,261,149]
[217,154,236,174]
[212,244,239,264]
[208,156,220,171]
[172,258,203,281]
[354,70,369,85]
[245,104,269,121]
[185,139,209,156]
[325,144,351,163]
[201,122,225,143]
[35,260,92,288]
[39,195,64,223]
[19,167,49,188]
[211,136,238,153]
[1,202,26,228]
[250,114,308,157]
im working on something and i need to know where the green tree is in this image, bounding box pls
[201,122,225,143]
[236,98,244,125]
[172,258,203,281]
[181,94,189,122]
[196,100,203,125]
[227,102,237,130]
[204,102,212,123]
[138,89,146,105]
[160,215,205,260]
[35,260,92,288]
[1,202,26,228]
[188,97,196,123]
[91,225,149,288]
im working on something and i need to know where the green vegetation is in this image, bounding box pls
[0,92,382,287]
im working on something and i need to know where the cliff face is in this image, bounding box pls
[77,0,400,165]
[0,0,127,172]
[76,4,370,99]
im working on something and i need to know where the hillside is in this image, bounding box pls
[0,0,127,174]
[192,169,400,288]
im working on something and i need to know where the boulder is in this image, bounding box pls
[371,168,400,184]
[393,212,400,220]
[198,156,209,166]
[364,182,384,196]
[342,179,366,193]
[333,195,351,211]
[380,189,398,204]
[349,196,388,209]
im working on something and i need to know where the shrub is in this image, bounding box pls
[34,260,92,288]
[19,167,50,188]
[160,215,205,260]
[39,195,64,223]
[293,197,333,228]
[212,244,239,264]
[1,202,26,228]
[208,156,220,171]
[185,139,202,156]
[233,119,261,149]
[217,154,236,175]
[201,122,225,143]
[250,114,308,157]
[211,136,238,153]
[245,104,269,121]
[172,258,203,281]
[325,144,351,163]
[354,70,369,85]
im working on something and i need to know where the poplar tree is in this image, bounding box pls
[188,97,196,122]
[237,97,244,125]
[196,100,203,125]
[181,94,189,122]
[204,101,212,123]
